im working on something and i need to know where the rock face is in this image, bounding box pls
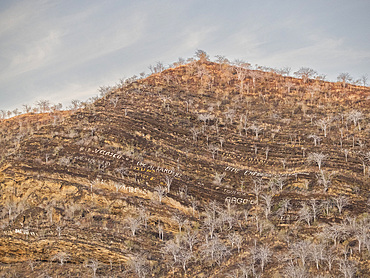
[0,59,369,277]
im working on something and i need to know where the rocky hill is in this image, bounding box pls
[0,56,369,277]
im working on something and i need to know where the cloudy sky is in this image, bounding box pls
[1,0,369,112]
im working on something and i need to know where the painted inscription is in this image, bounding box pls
[225,166,309,177]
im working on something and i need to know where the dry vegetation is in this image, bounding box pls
[0,52,369,277]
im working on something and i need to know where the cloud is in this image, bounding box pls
[4,30,62,78]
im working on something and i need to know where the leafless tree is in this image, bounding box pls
[322,223,346,246]
[284,261,308,278]
[36,100,50,113]
[184,98,193,112]
[154,185,167,203]
[309,199,321,222]
[298,203,313,226]
[52,252,69,265]
[323,246,337,271]
[290,240,311,266]
[184,229,199,252]
[333,195,348,214]
[86,259,100,278]
[163,175,173,192]
[201,236,230,266]
[149,61,165,74]
[347,110,363,131]
[125,216,142,236]
[208,144,220,159]
[203,211,220,239]
[22,104,32,114]
[249,123,263,140]
[309,242,325,270]
[280,158,287,169]
[285,81,295,93]
[307,152,327,170]
[360,74,368,86]
[339,259,357,278]
[316,170,336,192]
[316,117,331,138]
[126,254,150,278]
[294,67,317,83]
[337,72,352,87]
[178,248,193,272]
[225,109,235,124]
[219,137,225,149]
[27,259,35,272]
[190,127,200,142]
[225,229,241,250]
[249,71,261,88]
[115,166,128,178]
[252,177,264,205]
[308,134,321,146]
[265,146,270,160]
[172,213,188,233]
[257,244,272,272]
[261,194,273,218]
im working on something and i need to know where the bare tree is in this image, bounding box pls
[163,175,173,192]
[308,134,321,147]
[257,244,272,272]
[309,199,321,223]
[249,123,263,140]
[115,166,128,179]
[290,240,311,266]
[307,152,327,170]
[154,185,167,203]
[298,203,313,226]
[309,242,325,270]
[337,72,353,87]
[339,259,357,278]
[208,144,220,159]
[252,177,264,205]
[316,170,336,192]
[284,261,308,278]
[360,74,368,86]
[149,61,165,74]
[86,259,100,278]
[316,117,331,138]
[347,110,363,131]
[190,127,200,142]
[126,254,150,278]
[261,194,273,218]
[36,100,50,113]
[323,246,337,271]
[333,195,348,215]
[294,67,317,83]
[52,252,69,265]
[265,146,270,160]
[125,216,142,236]
[172,213,188,233]
[201,236,230,266]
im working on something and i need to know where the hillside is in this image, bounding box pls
[0,57,369,277]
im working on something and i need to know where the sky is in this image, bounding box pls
[1,0,370,112]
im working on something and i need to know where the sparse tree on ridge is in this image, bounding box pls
[294,67,317,83]
[337,72,353,87]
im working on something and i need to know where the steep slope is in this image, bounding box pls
[0,60,369,277]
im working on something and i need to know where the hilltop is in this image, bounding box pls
[0,56,369,277]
